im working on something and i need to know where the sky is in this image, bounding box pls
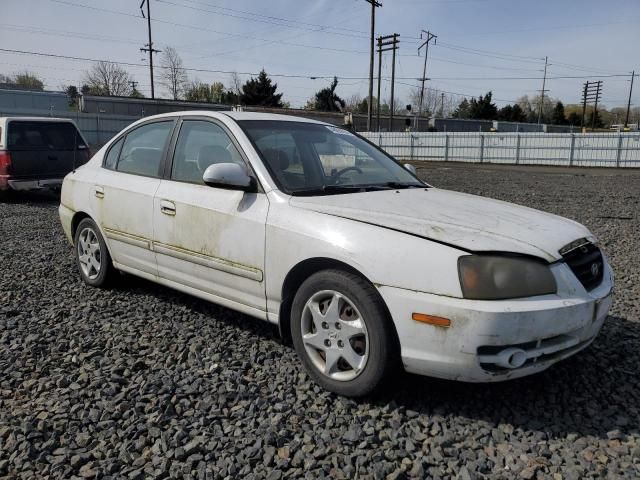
[1,0,639,111]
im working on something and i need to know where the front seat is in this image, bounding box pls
[197,145,232,173]
[262,148,290,185]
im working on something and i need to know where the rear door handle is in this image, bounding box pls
[94,186,104,198]
[160,200,176,216]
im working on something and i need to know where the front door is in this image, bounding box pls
[153,119,269,315]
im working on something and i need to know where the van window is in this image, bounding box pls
[8,121,84,151]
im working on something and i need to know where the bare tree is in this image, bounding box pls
[83,61,132,96]
[229,72,242,98]
[161,46,187,100]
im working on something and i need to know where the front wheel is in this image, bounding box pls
[290,269,398,397]
[74,218,114,287]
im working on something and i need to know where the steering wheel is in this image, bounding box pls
[330,166,363,183]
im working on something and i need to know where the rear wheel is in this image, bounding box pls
[290,269,398,397]
[74,218,114,287]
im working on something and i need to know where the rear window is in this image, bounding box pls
[8,121,85,151]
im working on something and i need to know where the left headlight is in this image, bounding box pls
[458,255,557,300]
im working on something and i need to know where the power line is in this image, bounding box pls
[156,0,369,39]
[0,47,632,83]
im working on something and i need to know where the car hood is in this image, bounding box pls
[289,188,593,262]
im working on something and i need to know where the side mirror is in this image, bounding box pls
[404,163,417,175]
[202,163,256,192]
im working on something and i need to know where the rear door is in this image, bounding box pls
[95,119,176,276]
[7,120,89,179]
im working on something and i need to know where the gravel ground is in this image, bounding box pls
[1,164,639,479]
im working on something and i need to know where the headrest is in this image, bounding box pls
[198,145,232,171]
[263,148,290,171]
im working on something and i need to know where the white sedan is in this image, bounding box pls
[59,112,613,397]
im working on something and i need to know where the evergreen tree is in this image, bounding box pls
[65,85,79,108]
[551,101,566,125]
[312,77,345,112]
[510,104,526,122]
[240,69,283,107]
[566,111,581,126]
[587,110,604,129]
[453,98,471,118]
[469,92,497,120]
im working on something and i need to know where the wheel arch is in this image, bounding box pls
[70,212,115,260]
[278,257,399,349]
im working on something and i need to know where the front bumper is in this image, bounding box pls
[378,261,614,382]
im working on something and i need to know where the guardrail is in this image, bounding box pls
[360,132,640,168]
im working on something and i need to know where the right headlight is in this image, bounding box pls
[458,255,557,300]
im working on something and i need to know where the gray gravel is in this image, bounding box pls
[1,164,639,479]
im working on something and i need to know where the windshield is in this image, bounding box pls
[238,120,425,195]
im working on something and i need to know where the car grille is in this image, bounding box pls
[561,241,604,291]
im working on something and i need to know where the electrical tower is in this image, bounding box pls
[376,34,400,131]
[581,81,603,129]
[140,0,161,99]
[417,30,437,120]
[365,0,382,132]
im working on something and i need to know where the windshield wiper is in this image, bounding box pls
[290,185,364,196]
[376,182,425,189]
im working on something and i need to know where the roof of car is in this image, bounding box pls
[0,117,78,123]
[139,110,331,125]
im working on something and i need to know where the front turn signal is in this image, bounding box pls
[412,313,451,328]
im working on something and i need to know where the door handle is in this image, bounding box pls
[160,200,176,216]
[94,186,104,198]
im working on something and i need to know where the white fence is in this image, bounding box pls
[360,132,640,168]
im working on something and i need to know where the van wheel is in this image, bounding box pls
[74,218,114,287]
[290,269,398,397]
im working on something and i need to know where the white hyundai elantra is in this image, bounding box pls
[59,111,613,397]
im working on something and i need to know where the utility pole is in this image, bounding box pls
[376,36,383,131]
[581,80,603,130]
[417,30,437,121]
[129,80,138,90]
[440,92,445,117]
[592,80,602,129]
[365,0,381,132]
[537,56,549,124]
[388,33,399,131]
[625,70,635,128]
[581,81,589,128]
[140,0,161,99]
[376,34,399,131]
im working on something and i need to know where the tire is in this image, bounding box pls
[290,269,398,397]
[74,218,114,287]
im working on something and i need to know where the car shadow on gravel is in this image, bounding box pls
[376,315,640,441]
[107,274,639,441]
[110,273,282,342]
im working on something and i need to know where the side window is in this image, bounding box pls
[116,122,173,177]
[171,120,244,184]
[104,137,124,170]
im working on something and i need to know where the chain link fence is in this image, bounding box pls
[361,132,640,168]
